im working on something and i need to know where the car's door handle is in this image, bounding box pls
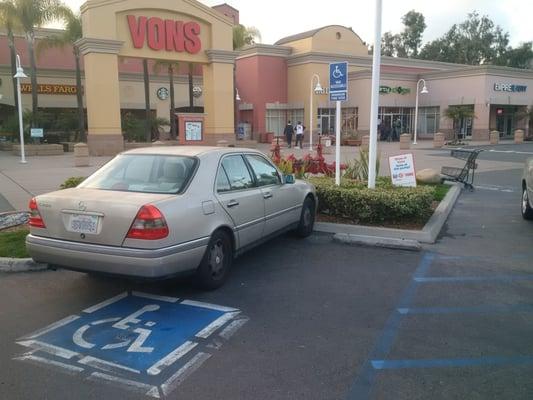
[263,192,273,199]
[227,200,239,208]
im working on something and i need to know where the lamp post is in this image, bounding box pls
[309,74,323,150]
[14,55,28,164]
[413,78,428,145]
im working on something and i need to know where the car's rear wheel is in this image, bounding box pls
[295,197,315,238]
[522,186,533,220]
[195,230,233,290]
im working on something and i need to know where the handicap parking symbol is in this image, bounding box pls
[14,292,248,398]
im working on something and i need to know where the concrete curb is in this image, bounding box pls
[333,233,421,251]
[314,183,461,245]
[0,257,48,273]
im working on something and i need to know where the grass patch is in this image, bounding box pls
[428,183,450,202]
[0,228,30,258]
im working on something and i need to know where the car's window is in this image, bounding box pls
[221,155,254,191]
[216,166,232,193]
[245,155,281,186]
[79,154,197,194]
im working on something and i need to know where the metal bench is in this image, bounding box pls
[441,148,483,190]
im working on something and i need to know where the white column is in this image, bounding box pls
[335,100,341,185]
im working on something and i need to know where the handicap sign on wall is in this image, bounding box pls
[14,292,248,398]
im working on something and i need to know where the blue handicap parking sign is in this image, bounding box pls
[15,292,248,398]
[329,61,348,102]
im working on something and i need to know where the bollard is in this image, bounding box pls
[399,133,410,150]
[74,143,89,167]
[433,132,445,148]
[361,135,370,151]
[514,129,524,144]
[490,130,499,145]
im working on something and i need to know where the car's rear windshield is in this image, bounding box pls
[78,154,198,194]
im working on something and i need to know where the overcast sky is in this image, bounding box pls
[61,0,532,47]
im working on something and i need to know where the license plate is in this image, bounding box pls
[68,214,99,234]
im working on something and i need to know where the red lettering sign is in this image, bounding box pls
[127,15,201,54]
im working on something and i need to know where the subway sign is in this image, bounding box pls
[127,15,201,54]
[493,83,527,93]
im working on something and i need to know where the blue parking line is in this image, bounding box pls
[414,275,533,283]
[371,356,533,370]
[345,252,434,400]
[398,304,533,315]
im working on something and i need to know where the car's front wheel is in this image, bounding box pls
[195,230,233,290]
[295,197,315,237]
[522,186,533,220]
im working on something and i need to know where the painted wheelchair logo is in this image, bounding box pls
[332,65,344,79]
[14,292,248,398]
[73,304,160,353]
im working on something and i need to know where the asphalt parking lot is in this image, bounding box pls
[1,143,532,399]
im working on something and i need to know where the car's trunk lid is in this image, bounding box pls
[33,188,174,246]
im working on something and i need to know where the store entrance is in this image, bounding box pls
[494,106,517,137]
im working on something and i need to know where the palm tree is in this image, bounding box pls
[36,7,85,141]
[9,0,68,127]
[0,0,20,118]
[444,106,477,142]
[154,61,179,139]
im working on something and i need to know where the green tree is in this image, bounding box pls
[37,7,85,141]
[501,42,533,69]
[0,1,20,119]
[444,105,476,142]
[381,10,425,57]
[8,0,68,127]
[232,24,261,50]
[419,11,510,65]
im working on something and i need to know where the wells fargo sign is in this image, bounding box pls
[127,15,201,54]
[21,83,80,95]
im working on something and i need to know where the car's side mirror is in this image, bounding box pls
[284,174,295,184]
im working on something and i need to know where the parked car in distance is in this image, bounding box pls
[522,156,533,220]
[26,146,317,289]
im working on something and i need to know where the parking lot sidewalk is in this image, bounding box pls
[0,139,526,212]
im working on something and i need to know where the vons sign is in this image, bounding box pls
[127,15,201,54]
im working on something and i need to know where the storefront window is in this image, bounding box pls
[378,107,414,141]
[317,108,358,135]
[265,109,304,136]
[416,107,440,136]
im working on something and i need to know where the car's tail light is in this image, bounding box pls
[126,204,169,240]
[28,197,46,228]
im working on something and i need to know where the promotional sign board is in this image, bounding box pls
[30,128,44,138]
[329,61,348,102]
[389,153,417,187]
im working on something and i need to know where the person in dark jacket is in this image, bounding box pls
[284,120,294,148]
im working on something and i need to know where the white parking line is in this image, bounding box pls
[195,311,240,339]
[476,184,515,193]
[180,299,238,312]
[83,292,127,313]
[219,318,249,340]
[79,356,140,374]
[87,372,160,398]
[19,315,80,340]
[160,352,212,397]
[487,149,533,155]
[132,291,179,303]
[14,354,85,374]
[17,340,79,359]
[147,341,197,376]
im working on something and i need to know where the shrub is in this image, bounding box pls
[343,149,380,180]
[309,177,435,224]
[60,176,86,189]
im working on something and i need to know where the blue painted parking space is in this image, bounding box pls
[15,291,248,398]
[347,252,533,400]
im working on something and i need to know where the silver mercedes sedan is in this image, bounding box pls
[26,147,317,289]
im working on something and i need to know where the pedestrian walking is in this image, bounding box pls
[295,121,305,149]
[284,120,294,148]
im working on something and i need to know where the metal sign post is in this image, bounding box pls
[329,61,348,186]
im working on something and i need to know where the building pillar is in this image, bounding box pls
[203,50,237,144]
[77,38,124,156]
[473,102,490,141]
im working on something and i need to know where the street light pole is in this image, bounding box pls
[14,55,28,164]
[413,78,428,145]
[368,0,382,189]
[309,74,323,151]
